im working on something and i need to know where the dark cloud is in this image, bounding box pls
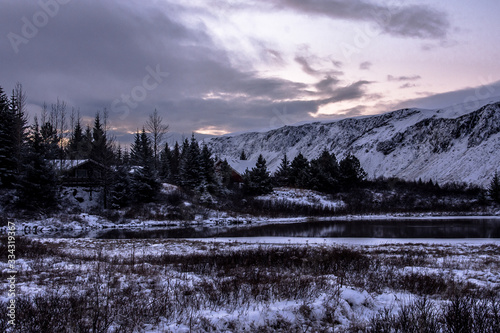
[295,55,343,82]
[315,76,340,94]
[388,75,421,82]
[295,56,320,76]
[399,83,417,89]
[264,0,450,39]
[0,0,376,138]
[331,59,343,68]
[319,80,371,105]
[359,61,372,70]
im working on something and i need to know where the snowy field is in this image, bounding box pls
[1,236,499,332]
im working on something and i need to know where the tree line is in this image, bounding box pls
[1,83,499,215]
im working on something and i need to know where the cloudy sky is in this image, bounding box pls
[2,0,500,143]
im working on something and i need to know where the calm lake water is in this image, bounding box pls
[29,218,500,240]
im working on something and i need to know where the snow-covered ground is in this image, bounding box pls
[256,187,345,209]
[2,237,499,332]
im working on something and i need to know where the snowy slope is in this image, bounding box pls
[207,99,500,187]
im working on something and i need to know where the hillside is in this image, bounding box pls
[207,99,500,187]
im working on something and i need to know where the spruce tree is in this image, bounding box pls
[339,154,367,189]
[159,142,171,181]
[240,150,247,160]
[309,149,339,193]
[273,153,291,186]
[130,162,160,204]
[67,117,85,159]
[39,121,61,159]
[89,112,114,164]
[109,164,131,208]
[289,153,311,188]
[169,141,181,184]
[489,171,500,204]
[244,154,273,195]
[15,120,59,211]
[179,135,202,190]
[200,144,216,186]
[0,86,17,187]
[130,128,154,168]
[129,128,160,203]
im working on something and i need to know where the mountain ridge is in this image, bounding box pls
[207,99,500,187]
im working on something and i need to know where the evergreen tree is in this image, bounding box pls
[9,84,28,171]
[179,135,202,190]
[116,144,123,166]
[89,112,114,164]
[39,121,61,159]
[200,144,216,186]
[339,154,367,189]
[15,121,59,211]
[109,164,131,208]
[289,153,311,188]
[244,154,273,195]
[309,149,339,193]
[159,142,171,181]
[489,171,500,204]
[273,153,291,186]
[67,117,86,159]
[82,125,93,158]
[240,150,247,160]
[0,85,29,188]
[0,86,17,187]
[217,158,234,189]
[169,141,181,184]
[130,128,153,168]
[130,162,160,204]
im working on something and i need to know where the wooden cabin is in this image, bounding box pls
[52,159,109,186]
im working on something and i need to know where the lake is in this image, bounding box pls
[27,218,500,240]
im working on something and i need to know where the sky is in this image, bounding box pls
[1,0,500,145]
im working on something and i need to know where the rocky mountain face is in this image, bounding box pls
[207,101,500,187]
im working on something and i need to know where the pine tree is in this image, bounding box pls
[15,120,59,211]
[273,153,291,186]
[109,164,131,208]
[240,150,247,160]
[179,135,202,190]
[244,154,273,195]
[67,117,86,159]
[489,171,500,204]
[289,153,310,188]
[159,142,171,181]
[0,85,29,188]
[89,112,114,164]
[339,154,367,189]
[130,162,160,204]
[200,144,216,186]
[309,149,339,193]
[0,86,17,187]
[82,125,93,158]
[169,141,181,184]
[130,128,153,168]
[39,121,61,159]
[217,159,234,189]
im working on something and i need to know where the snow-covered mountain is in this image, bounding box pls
[207,98,500,187]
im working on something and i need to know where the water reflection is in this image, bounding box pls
[29,219,500,239]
